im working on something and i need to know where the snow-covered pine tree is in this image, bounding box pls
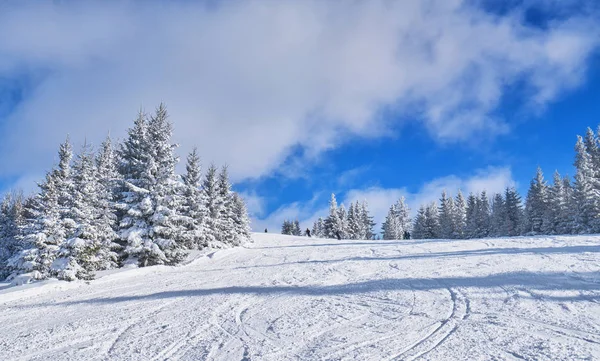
[292,219,302,236]
[96,135,121,254]
[453,191,467,239]
[476,191,491,238]
[324,193,343,239]
[0,192,25,279]
[489,193,505,237]
[573,135,600,234]
[180,148,207,249]
[547,170,568,235]
[118,105,187,267]
[562,175,576,234]
[8,137,79,280]
[231,193,252,243]
[281,220,292,235]
[412,205,427,240]
[524,167,549,235]
[54,143,119,281]
[347,202,361,240]
[312,217,325,238]
[438,190,455,239]
[55,136,76,238]
[465,193,478,239]
[337,204,347,239]
[202,164,223,245]
[382,204,400,240]
[360,201,376,240]
[217,166,238,245]
[424,202,440,239]
[8,173,63,280]
[504,187,523,237]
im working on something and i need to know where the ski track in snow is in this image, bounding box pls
[2,234,600,360]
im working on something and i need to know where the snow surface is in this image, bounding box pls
[2,233,600,360]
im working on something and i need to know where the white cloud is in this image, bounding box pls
[0,1,598,191]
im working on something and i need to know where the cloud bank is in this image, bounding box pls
[0,0,598,190]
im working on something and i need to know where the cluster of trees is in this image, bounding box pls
[309,195,375,240]
[412,125,600,239]
[381,197,411,240]
[0,104,251,282]
[286,124,600,241]
[281,219,302,236]
[412,188,523,240]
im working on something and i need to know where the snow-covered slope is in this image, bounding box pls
[1,233,600,360]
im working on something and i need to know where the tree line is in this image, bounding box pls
[0,104,251,282]
[286,124,600,241]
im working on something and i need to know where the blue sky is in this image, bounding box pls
[1,1,599,231]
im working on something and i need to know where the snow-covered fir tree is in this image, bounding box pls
[54,143,119,280]
[312,217,325,238]
[202,164,223,246]
[347,202,362,240]
[180,148,207,249]
[324,194,344,239]
[453,191,467,239]
[413,203,439,239]
[359,201,376,240]
[412,205,427,240]
[381,197,410,240]
[504,187,523,237]
[231,193,252,243]
[118,105,187,266]
[0,192,25,279]
[217,166,239,245]
[465,193,478,239]
[489,193,505,237]
[572,135,600,233]
[281,219,301,236]
[7,138,77,280]
[524,167,549,235]
[477,192,491,238]
[382,205,401,240]
[438,191,455,239]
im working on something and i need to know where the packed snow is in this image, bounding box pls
[2,233,600,360]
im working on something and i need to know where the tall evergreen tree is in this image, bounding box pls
[382,204,400,240]
[118,105,187,266]
[412,205,427,240]
[180,148,206,249]
[360,201,376,240]
[217,166,238,245]
[231,193,252,243]
[489,193,505,237]
[55,143,119,280]
[465,193,478,239]
[477,191,491,237]
[504,187,523,237]
[573,135,600,233]
[324,194,343,239]
[524,167,549,235]
[438,191,455,239]
[202,164,223,245]
[453,191,467,239]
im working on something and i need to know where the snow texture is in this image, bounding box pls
[1,233,600,360]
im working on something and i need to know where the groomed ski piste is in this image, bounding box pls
[1,233,600,360]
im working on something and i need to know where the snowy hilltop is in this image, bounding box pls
[0,104,251,284]
[1,232,600,360]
